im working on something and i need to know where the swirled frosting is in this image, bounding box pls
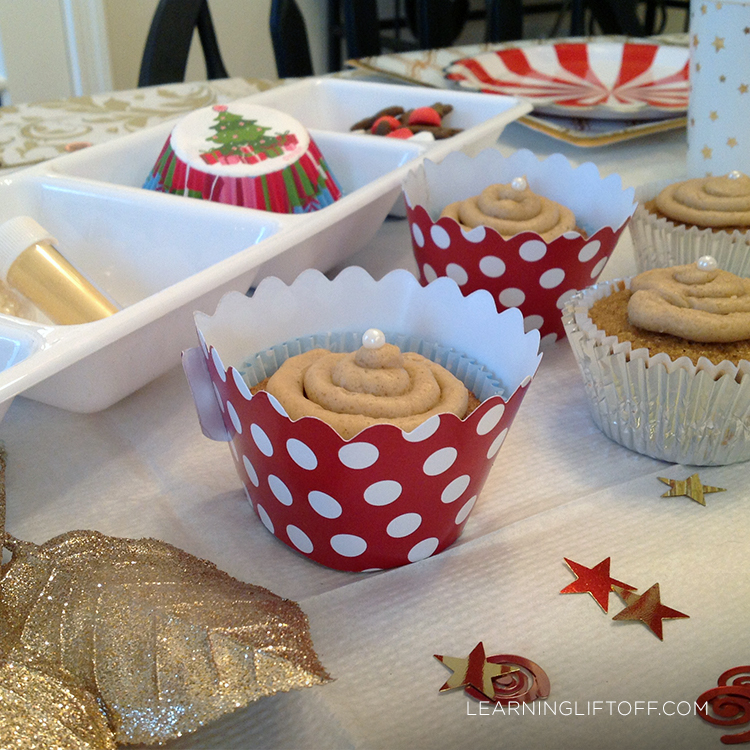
[264,342,469,439]
[440,182,577,241]
[653,172,750,228]
[628,264,750,342]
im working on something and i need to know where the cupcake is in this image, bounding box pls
[144,100,342,213]
[403,148,636,347]
[562,256,750,465]
[629,171,750,276]
[182,267,541,571]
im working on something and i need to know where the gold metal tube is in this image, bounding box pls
[7,242,119,325]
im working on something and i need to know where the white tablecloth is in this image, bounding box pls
[4,111,747,750]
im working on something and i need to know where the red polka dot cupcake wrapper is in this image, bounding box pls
[403,149,636,346]
[183,268,542,571]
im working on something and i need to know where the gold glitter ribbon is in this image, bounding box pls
[0,448,328,747]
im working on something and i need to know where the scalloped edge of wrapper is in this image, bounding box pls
[403,148,637,346]
[182,267,541,571]
[562,277,750,466]
[629,178,750,276]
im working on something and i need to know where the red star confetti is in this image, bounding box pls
[434,642,518,699]
[696,666,750,745]
[560,557,637,613]
[612,583,689,640]
[658,473,726,506]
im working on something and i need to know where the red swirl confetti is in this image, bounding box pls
[697,667,750,745]
[464,654,550,706]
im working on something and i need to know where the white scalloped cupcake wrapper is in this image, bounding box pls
[629,179,750,276]
[239,331,506,404]
[562,278,750,465]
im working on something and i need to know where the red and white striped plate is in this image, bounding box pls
[445,41,689,120]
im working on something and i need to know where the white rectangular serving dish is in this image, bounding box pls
[0,77,530,415]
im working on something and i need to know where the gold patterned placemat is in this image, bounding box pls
[0,77,279,169]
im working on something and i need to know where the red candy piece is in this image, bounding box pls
[408,106,442,126]
[386,127,414,139]
[371,115,401,134]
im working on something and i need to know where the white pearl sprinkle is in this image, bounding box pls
[697,255,718,271]
[511,176,527,192]
[728,170,742,180]
[362,328,386,349]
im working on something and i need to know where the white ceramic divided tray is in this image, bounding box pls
[0,78,530,417]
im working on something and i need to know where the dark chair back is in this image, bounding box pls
[138,0,229,87]
[270,0,314,78]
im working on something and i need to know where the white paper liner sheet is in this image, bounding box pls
[562,278,750,465]
[238,331,506,404]
[628,178,750,275]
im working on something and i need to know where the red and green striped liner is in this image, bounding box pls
[143,137,343,213]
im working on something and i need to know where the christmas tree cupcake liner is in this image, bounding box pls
[402,149,637,346]
[144,101,343,214]
[182,268,542,571]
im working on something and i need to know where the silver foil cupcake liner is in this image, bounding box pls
[562,278,750,465]
[629,178,750,276]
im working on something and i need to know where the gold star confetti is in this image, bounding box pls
[728,137,738,147]
[710,111,719,121]
[701,4,707,13]
[696,62,702,73]
[658,473,726,506]
[612,584,689,640]
[720,75,727,82]
[745,26,750,33]
[741,83,749,94]
[435,642,518,698]
[713,36,726,52]
[702,145,713,159]
[693,34,700,47]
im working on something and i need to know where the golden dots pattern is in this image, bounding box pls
[710,111,719,121]
[702,145,713,160]
[740,83,749,94]
[728,137,738,147]
[713,36,726,52]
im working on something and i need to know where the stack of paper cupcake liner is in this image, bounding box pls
[629,179,750,276]
[562,277,750,466]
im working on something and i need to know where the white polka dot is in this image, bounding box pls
[411,223,425,247]
[232,368,252,399]
[430,225,451,249]
[591,257,608,279]
[446,263,468,286]
[364,480,402,506]
[213,382,224,412]
[541,332,558,348]
[251,423,273,456]
[487,427,509,458]
[477,403,505,435]
[556,289,578,310]
[524,315,544,333]
[287,525,313,554]
[267,393,289,417]
[578,240,601,262]
[519,239,547,262]
[521,375,533,388]
[455,495,477,525]
[408,537,439,562]
[287,438,317,470]
[403,414,440,442]
[498,287,525,308]
[540,268,565,289]
[441,474,470,504]
[331,534,367,557]
[423,263,438,283]
[463,225,486,242]
[423,447,458,476]
[563,230,581,239]
[211,348,226,381]
[269,474,293,506]
[479,255,506,278]
[308,490,342,518]
[257,504,274,533]
[227,401,242,434]
[387,513,422,538]
[243,454,259,486]
[339,442,379,469]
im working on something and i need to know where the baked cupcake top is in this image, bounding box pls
[264,329,470,439]
[439,176,577,242]
[588,257,750,365]
[649,171,750,230]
